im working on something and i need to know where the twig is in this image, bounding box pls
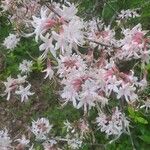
[26,51,37,61]
[127,126,136,150]
[88,39,119,49]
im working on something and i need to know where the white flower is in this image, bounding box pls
[117,83,138,103]
[57,54,86,77]
[39,34,55,59]
[3,34,20,50]
[96,107,129,137]
[106,75,122,96]
[117,24,147,61]
[68,138,82,150]
[61,83,79,107]
[140,99,150,112]
[138,78,147,90]
[77,79,97,112]
[31,6,56,41]
[43,140,57,150]
[88,25,116,48]
[3,75,27,100]
[60,70,86,107]
[60,3,78,21]
[0,129,12,150]
[118,9,140,20]
[96,113,108,131]
[16,74,27,84]
[42,59,54,80]
[31,118,52,140]
[52,31,70,53]
[19,60,33,74]
[62,18,85,46]
[15,135,30,148]
[52,18,84,53]
[140,50,150,64]
[3,76,16,100]
[15,84,34,102]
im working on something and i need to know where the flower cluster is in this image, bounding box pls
[96,107,129,137]
[28,2,85,57]
[116,24,149,63]
[19,60,33,74]
[1,0,150,148]
[31,118,53,140]
[59,54,146,112]
[63,119,90,149]
[0,128,34,150]
[0,117,89,149]
[0,129,12,150]
[3,73,34,102]
[3,34,20,50]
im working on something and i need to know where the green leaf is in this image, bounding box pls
[102,1,119,22]
[135,117,148,124]
[128,107,135,116]
[139,135,150,144]
[128,107,148,124]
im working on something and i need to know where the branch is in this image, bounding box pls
[45,4,62,18]
[88,39,119,49]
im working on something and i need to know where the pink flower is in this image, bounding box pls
[42,59,54,79]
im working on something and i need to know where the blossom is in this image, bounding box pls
[43,140,57,150]
[138,77,147,90]
[59,3,78,21]
[88,25,116,48]
[68,138,82,150]
[15,84,34,102]
[140,50,150,64]
[60,70,87,107]
[62,18,85,46]
[31,118,52,140]
[57,54,86,77]
[39,34,55,59]
[77,79,98,112]
[78,119,89,137]
[31,6,56,41]
[140,99,150,112]
[52,18,84,53]
[117,83,138,103]
[52,31,69,53]
[96,113,108,133]
[117,24,147,61]
[118,9,140,20]
[3,33,20,50]
[106,75,122,96]
[42,59,54,79]
[3,75,27,101]
[19,60,33,74]
[96,107,129,137]
[15,135,30,149]
[16,75,27,84]
[0,129,12,150]
[3,76,17,100]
